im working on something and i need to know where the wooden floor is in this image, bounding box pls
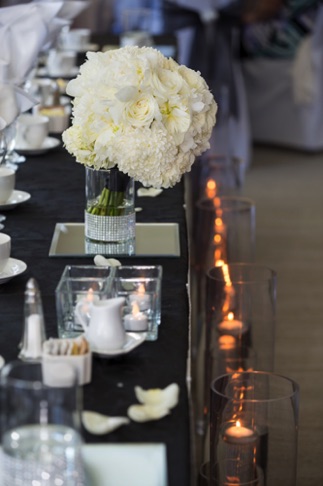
[243,144,323,485]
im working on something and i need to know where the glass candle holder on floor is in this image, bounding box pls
[113,265,162,341]
[210,371,299,486]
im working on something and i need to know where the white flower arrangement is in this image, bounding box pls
[62,45,217,189]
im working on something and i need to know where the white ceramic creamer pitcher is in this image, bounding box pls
[75,297,126,351]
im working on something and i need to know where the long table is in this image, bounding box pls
[0,140,191,486]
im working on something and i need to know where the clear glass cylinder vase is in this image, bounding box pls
[84,166,135,254]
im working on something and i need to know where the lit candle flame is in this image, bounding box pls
[228,312,234,321]
[206,179,217,199]
[236,420,241,428]
[131,300,140,316]
[138,283,145,295]
[86,288,94,302]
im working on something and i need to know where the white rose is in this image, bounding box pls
[123,93,160,127]
[149,68,184,100]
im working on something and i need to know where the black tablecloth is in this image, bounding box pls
[0,141,191,486]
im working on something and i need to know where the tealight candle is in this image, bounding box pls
[129,283,150,311]
[124,301,148,332]
[224,421,257,445]
[218,312,247,337]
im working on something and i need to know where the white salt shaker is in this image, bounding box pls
[19,278,46,361]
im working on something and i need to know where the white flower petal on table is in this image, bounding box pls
[135,383,179,410]
[137,188,163,198]
[127,404,170,423]
[82,411,130,435]
[94,255,121,267]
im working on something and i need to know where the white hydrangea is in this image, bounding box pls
[63,45,217,189]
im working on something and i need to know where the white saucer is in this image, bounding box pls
[0,190,31,210]
[0,258,27,284]
[37,66,79,78]
[16,137,61,156]
[0,355,4,369]
[91,332,146,358]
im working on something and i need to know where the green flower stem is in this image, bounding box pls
[87,188,125,216]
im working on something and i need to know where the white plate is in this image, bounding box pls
[0,190,31,210]
[0,355,4,369]
[16,137,61,156]
[91,332,146,357]
[82,443,167,486]
[0,258,27,284]
[37,66,79,78]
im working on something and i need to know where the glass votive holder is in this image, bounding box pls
[55,265,115,339]
[113,265,163,341]
[210,371,299,486]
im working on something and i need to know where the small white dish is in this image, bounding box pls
[16,137,61,156]
[0,257,27,284]
[0,355,4,369]
[91,332,146,358]
[0,190,31,210]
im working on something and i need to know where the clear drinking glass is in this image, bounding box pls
[210,371,299,486]
[0,361,85,485]
[4,121,26,165]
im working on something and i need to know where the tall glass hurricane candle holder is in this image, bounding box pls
[199,154,245,200]
[85,166,135,255]
[113,265,162,341]
[195,263,276,447]
[210,371,300,486]
[191,198,256,435]
[0,361,85,485]
[206,263,277,372]
[194,196,256,273]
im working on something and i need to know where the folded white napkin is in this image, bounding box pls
[0,3,62,85]
[34,0,90,21]
[33,1,90,50]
